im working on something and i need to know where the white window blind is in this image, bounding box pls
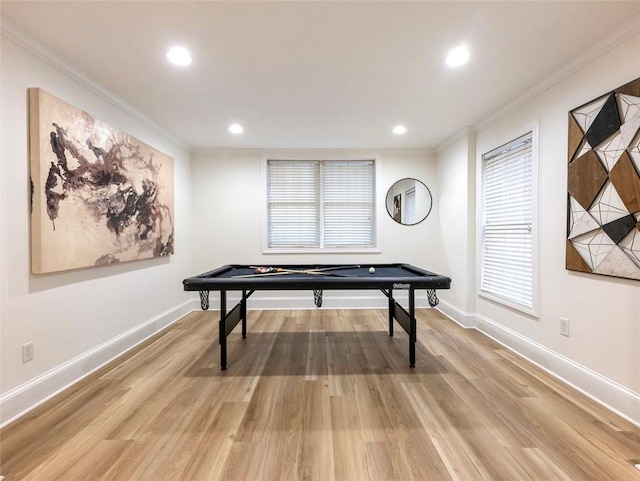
[267,160,319,247]
[480,132,535,312]
[404,187,416,225]
[323,161,375,247]
[267,159,375,249]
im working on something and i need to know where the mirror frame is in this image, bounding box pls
[385,178,433,226]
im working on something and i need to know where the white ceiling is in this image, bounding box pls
[2,1,640,151]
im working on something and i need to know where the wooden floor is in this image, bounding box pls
[2,308,640,480]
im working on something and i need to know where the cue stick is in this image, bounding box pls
[248,264,362,274]
[232,271,297,278]
[234,266,360,278]
[273,268,339,276]
[304,265,362,273]
[233,271,354,279]
[264,266,363,276]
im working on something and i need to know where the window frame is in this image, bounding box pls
[262,154,381,254]
[477,123,540,317]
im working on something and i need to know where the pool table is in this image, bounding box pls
[183,263,451,369]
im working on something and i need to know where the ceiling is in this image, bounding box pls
[2,1,640,151]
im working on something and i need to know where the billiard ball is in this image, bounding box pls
[368,267,375,274]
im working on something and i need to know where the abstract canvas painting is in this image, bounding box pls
[566,77,640,280]
[29,88,174,274]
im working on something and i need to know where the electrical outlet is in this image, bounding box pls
[560,318,570,337]
[22,342,34,363]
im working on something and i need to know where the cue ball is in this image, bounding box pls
[369,267,375,274]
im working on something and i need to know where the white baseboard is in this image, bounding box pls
[0,299,195,429]
[435,299,476,328]
[472,313,640,427]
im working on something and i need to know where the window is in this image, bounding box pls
[479,130,538,315]
[404,186,416,225]
[266,159,375,249]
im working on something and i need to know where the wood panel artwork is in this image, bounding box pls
[566,77,640,280]
[29,88,174,274]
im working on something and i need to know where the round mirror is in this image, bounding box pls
[386,178,432,225]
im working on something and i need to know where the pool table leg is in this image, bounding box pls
[409,287,416,368]
[388,288,394,337]
[219,290,227,370]
[241,290,247,339]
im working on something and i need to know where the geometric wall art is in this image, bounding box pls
[567,77,640,280]
[29,88,175,274]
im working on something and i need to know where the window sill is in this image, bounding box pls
[478,290,539,319]
[263,247,382,255]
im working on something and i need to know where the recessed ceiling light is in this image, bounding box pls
[166,46,192,67]
[228,123,244,134]
[445,45,470,68]
[392,125,407,135]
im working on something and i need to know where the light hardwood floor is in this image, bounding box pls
[2,308,640,480]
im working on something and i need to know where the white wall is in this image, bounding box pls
[436,31,640,423]
[434,130,476,319]
[0,34,194,425]
[190,149,448,308]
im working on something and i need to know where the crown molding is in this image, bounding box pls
[191,147,434,157]
[0,19,191,152]
[435,126,476,153]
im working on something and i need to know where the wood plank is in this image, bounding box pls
[2,308,640,480]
